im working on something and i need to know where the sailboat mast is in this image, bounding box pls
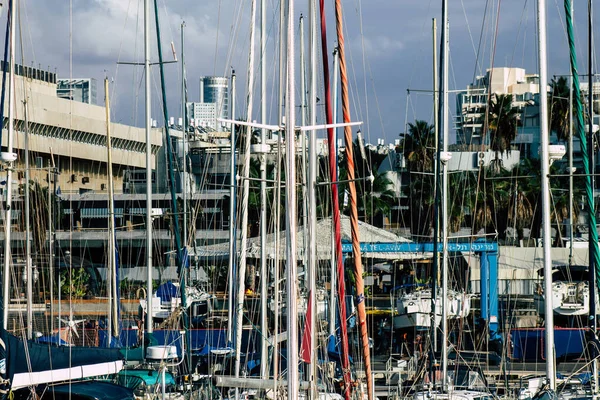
[329,47,339,339]
[152,0,185,305]
[285,0,299,397]
[568,0,574,266]
[2,0,15,331]
[144,0,154,335]
[181,22,187,249]
[308,0,318,397]
[318,0,352,396]
[333,0,373,398]
[24,99,32,340]
[440,0,450,387]
[259,0,269,381]
[227,70,236,344]
[234,0,257,383]
[586,0,599,393]
[104,77,119,341]
[538,0,556,390]
[431,16,439,364]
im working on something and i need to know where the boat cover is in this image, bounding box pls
[0,327,124,391]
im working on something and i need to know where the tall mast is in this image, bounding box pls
[234,0,257,384]
[227,71,236,343]
[431,16,439,363]
[2,0,15,330]
[24,95,32,340]
[568,1,574,267]
[181,22,187,249]
[285,0,299,397]
[538,0,556,390]
[318,0,352,396]
[333,0,373,398]
[587,0,599,393]
[565,0,597,391]
[144,0,153,335]
[440,0,450,387]
[329,47,339,339]
[308,0,318,397]
[259,0,269,381]
[104,77,119,342]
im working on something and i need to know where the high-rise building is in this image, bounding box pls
[57,78,97,105]
[198,76,228,130]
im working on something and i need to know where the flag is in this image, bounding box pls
[299,292,313,363]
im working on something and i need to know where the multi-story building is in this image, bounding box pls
[57,78,97,105]
[0,63,161,196]
[187,102,217,129]
[455,67,540,148]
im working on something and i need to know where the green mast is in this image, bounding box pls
[152,0,189,358]
[564,0,600,321]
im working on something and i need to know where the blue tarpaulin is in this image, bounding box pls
[511,328,586,362]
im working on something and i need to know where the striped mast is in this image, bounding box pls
[333,0,373,398]
[318,0,352,397]
[565,0,600,384]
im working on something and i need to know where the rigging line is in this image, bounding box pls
[108,0,137,117]
[481,0,503,151]
[223,0,246,80]
[353,0,370,140]
[341,16,363,129]
[214,0,222,75]
[471,0,492,88]
[459,0,481,68]
[406,0,435,92]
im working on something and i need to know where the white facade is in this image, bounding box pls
[456,67,541,147]
[187,102,217,129]
[57,78,97,105]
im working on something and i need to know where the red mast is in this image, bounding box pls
[318,0,352,398]
[333,0,374,397]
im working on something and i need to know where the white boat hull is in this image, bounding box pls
[535,281,600,317]
[393,289,471,330]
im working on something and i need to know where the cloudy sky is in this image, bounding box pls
[5,0,595,144]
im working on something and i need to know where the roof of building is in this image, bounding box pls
[194,215,422,261]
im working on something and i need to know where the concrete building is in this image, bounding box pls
[57,78,97,105]
[455,67,541,148]
[1,63,162,197]
[187,102,217,129]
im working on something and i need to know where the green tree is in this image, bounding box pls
[402,120,435,173]
[485,94,521,168]
[549,76,571,142]
[470,167,512,238]
[335,136,397,226]
[400,120,436,239]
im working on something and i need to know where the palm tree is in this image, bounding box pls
[337,137,396,226]
[549,76,571,142]
[402,120,435,173]
[400,120,436,240]
[359,170,396,225]
[485,94,521,168]
[470,166,513,238]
